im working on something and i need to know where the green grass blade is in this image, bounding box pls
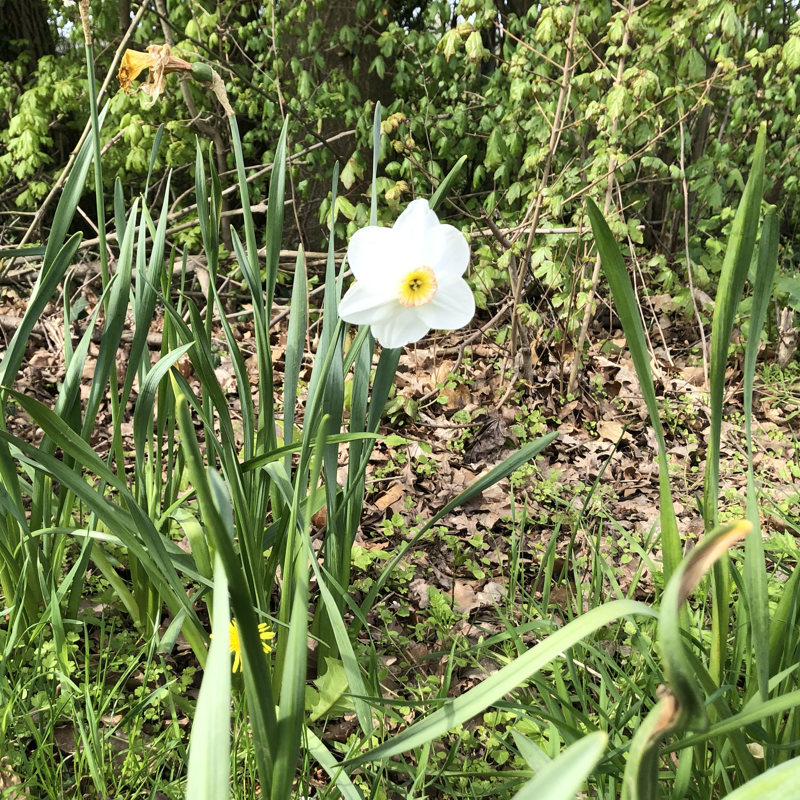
[659,521,752,730]
[623,522,757,798]
[194,138,213,269]
[144,123,166,196]
[769,566,800,675]
[186,553,231,800]
[305,728,365,800]
[342,139,372,477]
[84,35,108,293]
[263,118,288,312]
[743,206,778,703]
[704,122,766,528]
[284,250,307,451]
[720,757,800,800]
[0,233,82,396]
[307,163,343,430]
[228,113,261,279]
[622,693,676,800]
[272,420,327,799]
[81,200,139,439]
[227,233,274,462]
[114,177,127,246]
[45,103,106,267]
[705,123,767,688]
[121,175,173,408]
[308,560,374,735]
[585,197,680,580]
[132,343,193,480]
[512,731,607,800]
[370,102,381,224]
[366,346,401,434]
[346,600,655,766]
[358,432,558,621]
[429,154,468,212]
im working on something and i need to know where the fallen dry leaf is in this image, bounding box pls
[0,758,26,800]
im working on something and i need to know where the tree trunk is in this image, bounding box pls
[0,0,54,62]
[118,0,132,35]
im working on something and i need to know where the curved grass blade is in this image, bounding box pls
[622,691,680,800]
[346,599,655,766]
[624,521,757,798]
[358,431,558,624]
[743,205,779,703]
[585,198,680,580]
[720,757,800,800]
[512,731,607,800]
[660,521,752,729]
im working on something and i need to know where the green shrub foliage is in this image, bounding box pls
[2,0,798,315]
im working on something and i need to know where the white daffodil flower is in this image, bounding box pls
[338,198,475,348]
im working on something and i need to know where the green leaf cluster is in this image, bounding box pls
[3,0,799,302]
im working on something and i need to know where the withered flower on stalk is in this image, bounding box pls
[117,44,191,103]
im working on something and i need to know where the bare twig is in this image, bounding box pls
[512,4,579,358]
[680,105,709,386]
[567,0,633,396]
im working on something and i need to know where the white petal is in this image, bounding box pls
[392,199,470,278]
[392,198,439,237]
[338,281,397,325]
[417,274,475,331]
[370,307,430,348]
[346,227,405,282]
[425,224,470,278]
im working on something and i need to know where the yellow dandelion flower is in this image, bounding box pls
[117,43,192,103]
[228,619,275,673]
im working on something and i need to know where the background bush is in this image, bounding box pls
[2,0,799,326]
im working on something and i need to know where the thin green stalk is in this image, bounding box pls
[311,164,345,668]
[704,123,767,529]
[705,123,767,688]
[585,198,680,579]
[79,3,109,292]
[272,418,329,800]
[743,206,779,703]
[174,387,278,788]
[79,4,128,499]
